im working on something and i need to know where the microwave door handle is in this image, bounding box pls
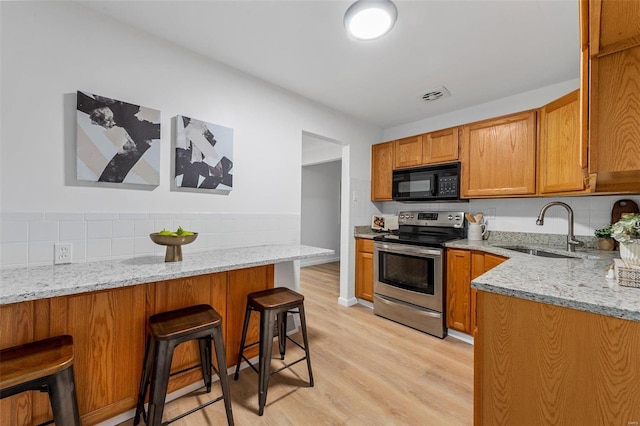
[431,174,438,196]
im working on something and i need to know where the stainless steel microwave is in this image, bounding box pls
[392,162,462,202]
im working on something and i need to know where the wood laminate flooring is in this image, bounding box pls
[120,262,473,425]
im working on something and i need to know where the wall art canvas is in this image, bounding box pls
[174,115,233,193]
[76,91,161,185]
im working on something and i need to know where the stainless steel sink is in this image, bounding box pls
[498,246,576,259]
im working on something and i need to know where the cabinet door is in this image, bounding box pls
[470,252,506,337]
[226,265,274,366]
[590,0,640,56]
[49,285,147,425]
[355,238,374,302]
[394,135,423,169]
[423,127,459,164]
[446,249,471,334]
[461,111,537,197]
[587,0,640,192]
[589,45,640,191]
[0,300,52,426]
[371,142,394,201]
[538,90,587,194]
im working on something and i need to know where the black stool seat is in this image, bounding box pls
[0,335,81,426]
[234,287,313,416]
[134,304,234,426]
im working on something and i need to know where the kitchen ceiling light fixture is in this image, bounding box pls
[344,0,398,40]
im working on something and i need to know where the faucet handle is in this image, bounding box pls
[568,238,584,247]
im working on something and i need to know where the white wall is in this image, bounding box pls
[300,161,341,266]
[0,2,381,272]
[383,79,579,141]
[301,133,343,166]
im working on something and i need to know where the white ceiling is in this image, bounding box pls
[79,0,580,129]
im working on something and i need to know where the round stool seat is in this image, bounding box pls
[0,335,74,390]
[149,304,222,341]
[0,335,81,426]
[247,287,304,311]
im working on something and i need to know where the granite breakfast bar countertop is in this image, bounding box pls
[445,239,640,322]
[0,244,334,305]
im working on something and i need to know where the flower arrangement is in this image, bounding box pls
[611,213,640,244]
[612,213,640,264]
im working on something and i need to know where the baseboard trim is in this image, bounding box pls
[338,296,358,307]
[446,329,474,345]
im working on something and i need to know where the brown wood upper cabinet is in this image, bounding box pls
[393,135,423,169]
[538,90,590,195]
[371,141,394,201]
[460,110,537,198]
[422,126,459,164]
[586,0,640,192]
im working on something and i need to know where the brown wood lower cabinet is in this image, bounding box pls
[475,291,640,425]
[0,265,273,425]
[446,249,506,336]
[355,238,374,302]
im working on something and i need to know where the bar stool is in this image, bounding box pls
[133,304,234,426]
[0,335,81,426]
[233,287,313,415]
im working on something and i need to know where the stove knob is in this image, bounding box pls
[455,215,461,220]
[448,215,453,220]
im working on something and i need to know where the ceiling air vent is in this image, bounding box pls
[421,86,451,102]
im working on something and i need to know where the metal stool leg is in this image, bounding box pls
[147,340,175,426]
[47,365,81,426]
[212,326,234,426]
[198,336,212,392]
[277,312,287,360]
[258,309,276,416]
[134,334,155,425]
[298,304,314,387]
[233,304,252,381]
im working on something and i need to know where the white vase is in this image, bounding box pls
[620,241,640,265]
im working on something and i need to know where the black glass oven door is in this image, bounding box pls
[377,251,435,295]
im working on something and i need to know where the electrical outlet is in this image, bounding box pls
[54,243,72,265]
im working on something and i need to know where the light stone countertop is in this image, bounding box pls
[0,244,334,305]
[445,239,640,322]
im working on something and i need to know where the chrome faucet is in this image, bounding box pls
[536,202,583,252]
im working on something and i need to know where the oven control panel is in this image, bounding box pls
[398,211,465,228]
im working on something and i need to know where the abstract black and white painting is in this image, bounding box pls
[76,91,161,185]
[174,115,233,193]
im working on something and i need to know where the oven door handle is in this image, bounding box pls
[374,242,442,257]
[375,294,443,319]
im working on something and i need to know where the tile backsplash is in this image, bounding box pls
[0,212,300,268]
[380,195,640,237]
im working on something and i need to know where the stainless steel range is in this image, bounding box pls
[373,211,466,338]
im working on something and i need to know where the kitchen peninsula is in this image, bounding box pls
[0,244,333,425]
[446,240,640,425]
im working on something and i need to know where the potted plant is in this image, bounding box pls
[611,213,640,265]
[594,224,615,251]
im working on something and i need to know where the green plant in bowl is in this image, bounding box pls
[594,224,614,251]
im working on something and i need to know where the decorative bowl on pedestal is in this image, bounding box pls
[149,233,198,262]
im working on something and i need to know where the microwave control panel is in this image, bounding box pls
[438,175,458,197]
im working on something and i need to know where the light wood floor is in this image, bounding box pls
[120,262,473,425]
